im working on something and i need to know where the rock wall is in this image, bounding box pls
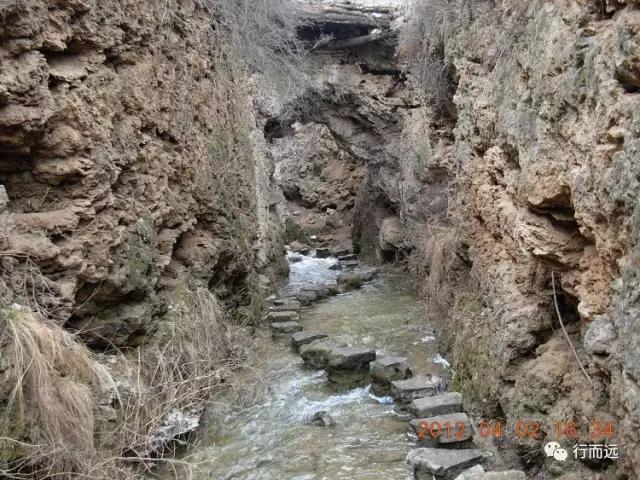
[0,0,285,349]
[396,0,640,477]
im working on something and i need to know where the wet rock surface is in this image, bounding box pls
[291,330,329,349]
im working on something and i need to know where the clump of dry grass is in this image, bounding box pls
[101,287,248,471]
[1,303,111,478]
[0,285,249,479]
[409,225,457,319]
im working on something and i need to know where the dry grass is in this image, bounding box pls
[1,303,111,478]
[0,286,249,480]
[409,225,457,319]
[105,288,247,466]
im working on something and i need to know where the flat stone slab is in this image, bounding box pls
[315,247,331,258]
[453,465,485,480]
[327,346,376,370]
[391,376,439,403]
[409,392,463,418]
[270,301,301,312]
[338,253,358,261]
[273,297,296,306]
[407,448,483,478]
[371,356,412,385]
[477,473,526,480]
[410,413,474,445]
[266,311,299,323]
[291,331,329,349]
[300,339,342,368]
[270,321,302,335]
[457,471,525,480]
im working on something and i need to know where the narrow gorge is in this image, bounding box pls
[0,1,639,479]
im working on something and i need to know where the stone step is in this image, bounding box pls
[270,301,301,312]
[409,392,464,418]
[338,253,358,261]
[371,356,412,386]
[327,346,376,370]
[291,331,329,349]
[270,321,303,335]
[266,311,299,323]
[315,247,331,258]
[391,376,440,404]
[273,297,297,306]
[295,290,318,305]
[409,413,474,446]
[456,471,525,480]
[299,338,344,368]
[407,448,483,480]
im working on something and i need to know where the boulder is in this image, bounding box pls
[327,346,376,370]
[291,331,328,349]
[407,448,483,479]
[391,376,439,403]
[271,321,303,335]
[371,356,412,385]
[266,311,299,323]
[299,339,342,368]
[329,263,343,271]
[409,413,474,446]
[409,392,464,418]
[379,216,405,251]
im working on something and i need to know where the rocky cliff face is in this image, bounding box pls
[395,1,640,478]
[0,0,285,349]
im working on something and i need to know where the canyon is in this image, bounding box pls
[1,0,640,479]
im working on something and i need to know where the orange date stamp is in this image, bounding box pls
[416,419,617,441]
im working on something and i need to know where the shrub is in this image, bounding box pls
[202,0,308,97]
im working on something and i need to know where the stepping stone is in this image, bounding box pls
[478,473,526,480]
[371,356,412,386]
[270,301,301,312]
[329,263,343,271]
[338,253,357,261]
[406,448,483,479]
[409,413,474,446]
[332,248,352,257]
[344,260,359,268]
[454,465,485,479]
[391,376,439,403]
[315,247,331,258]
[296,290,318,305]
[273,297,296,306]
[409,392,463,418]
[266,311,299,323]
[270,321,303,335]
[327,346,376,370]
[291,331,328,349]
[300,339,342,368]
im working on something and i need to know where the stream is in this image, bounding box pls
[169,253,449,480]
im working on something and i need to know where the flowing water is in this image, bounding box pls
[169,253,448,480]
